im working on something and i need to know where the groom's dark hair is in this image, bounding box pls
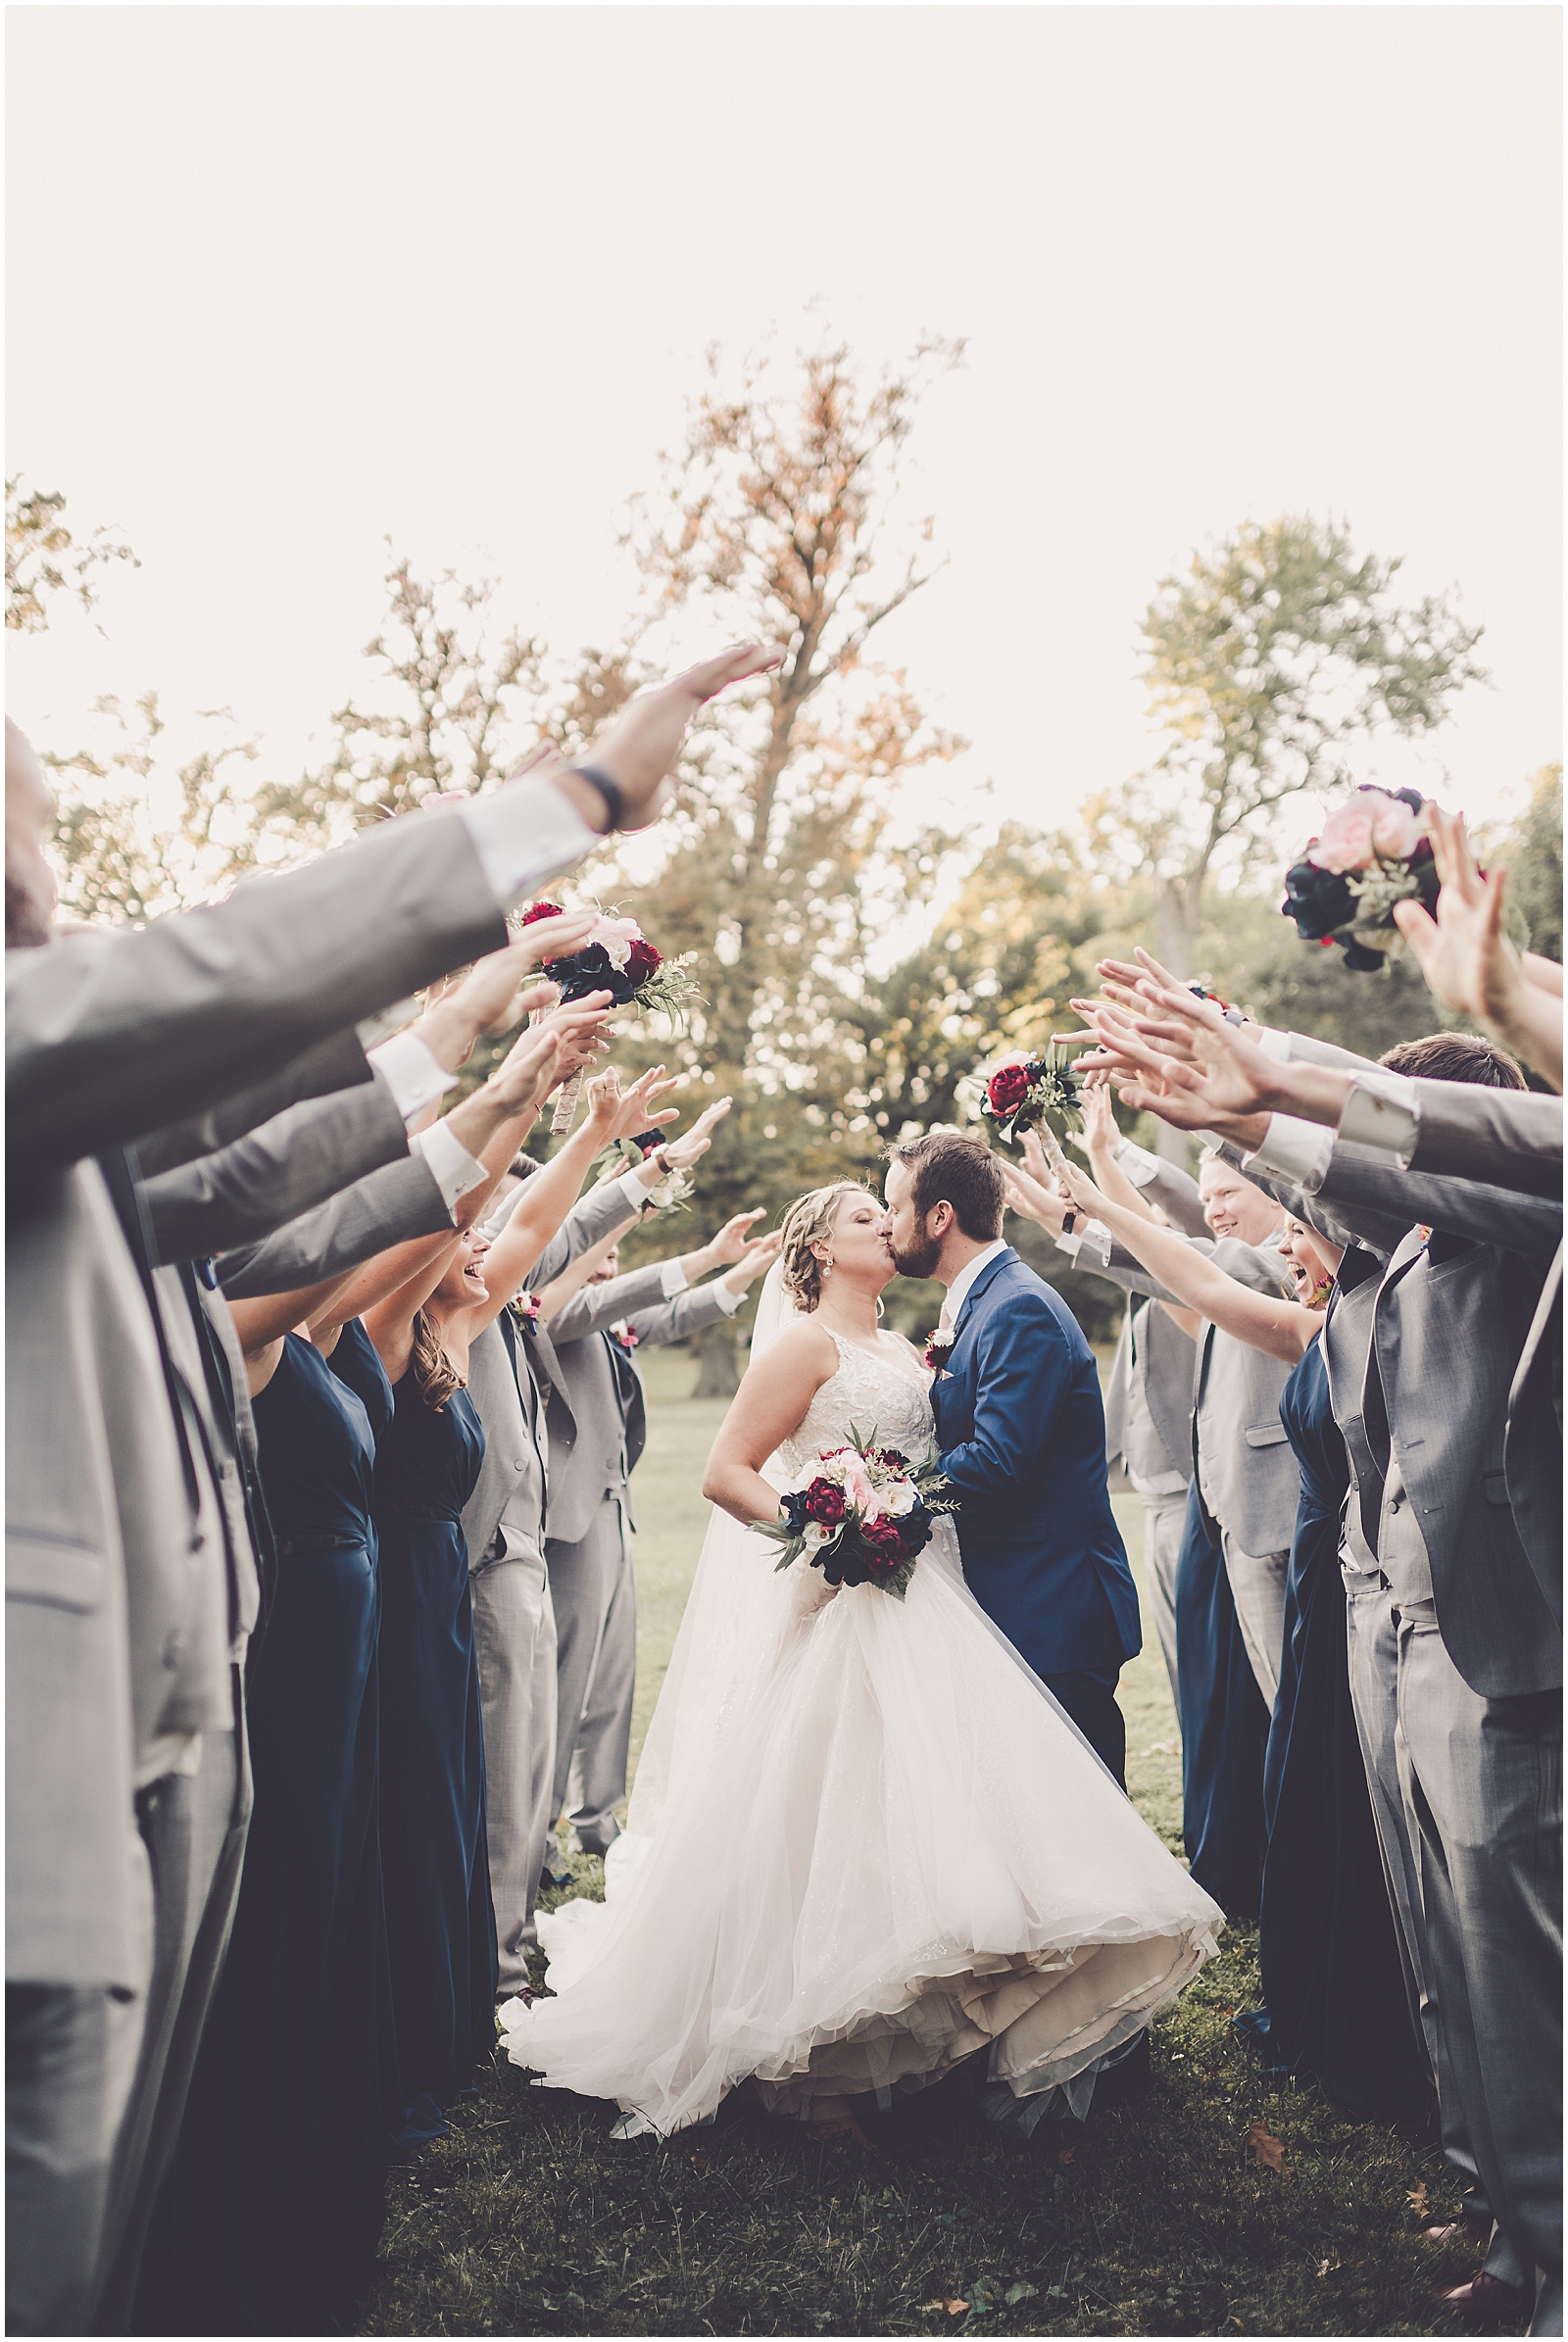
[887,1131,1004,1241]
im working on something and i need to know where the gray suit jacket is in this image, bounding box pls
[216,1147,454,1298]
[1102,1299,1197,1490]
[1084,1230,1300,1556]
[138,1074,413,1266]
[544,1265,734,1546]
[129,1027,375,1178]
[460,1173,652,1563]
[6,783,582,1987]
[5,803,509,1175]
[1394,1080,1562,1200]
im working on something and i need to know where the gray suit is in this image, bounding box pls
[1234,1113,1563,2326]
[544,1265,735,1856]
[136,1074,413,1266]
[457,1175,658,1976]
[128,1028,376,1180]
[1102,1299,1195,1703]
[1079,1227,1297,1706]
[6,785,583,2329]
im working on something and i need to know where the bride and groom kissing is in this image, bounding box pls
[499,1130,1219,2145]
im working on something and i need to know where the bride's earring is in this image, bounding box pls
[819,1256,834,1282]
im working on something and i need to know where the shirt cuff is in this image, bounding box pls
[713,1279,744,1315]
[1256,1027,1293,1062]
[1337,1070,1421,1166]
[617,1167,658,1213]
[1244,1112,1334,1192]
[459,780,601,912]
[660,1257,690,1297]
[1056,1217,1112,1267]
[368,1029,460,1126]
[416,1120,488,1218]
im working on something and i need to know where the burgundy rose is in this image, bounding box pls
[803,1478,846,1525]
[624,937,662,985]
[987,1060,1032,1115]
[520,900,565,926]
[872,1447,908,1471]
[858,1513,907,1557]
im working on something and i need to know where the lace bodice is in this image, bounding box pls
[778,1330,936,1477]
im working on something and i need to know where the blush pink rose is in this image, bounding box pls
[1306,791,1422,874]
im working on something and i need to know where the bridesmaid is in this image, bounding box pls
[131,1275,402,2335]
[360,1037,676,2122]
[1046,1158,1433,2118]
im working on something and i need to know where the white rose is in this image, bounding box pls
[803,1521,833,1549]
[881,1480,918,1516]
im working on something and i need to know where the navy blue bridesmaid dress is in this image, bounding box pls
[1234,1338,1433,2118]
[373,1367,497,2123]
[1174,1484,1269,1921]
[132,1319,396,2335]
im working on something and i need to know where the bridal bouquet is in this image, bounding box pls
[753,1426,957,1602]
[1279,786,1441,972]
[518,901,700,1129]
[979,1044,1082,1143]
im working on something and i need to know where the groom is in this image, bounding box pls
[883,1132,1143,1786]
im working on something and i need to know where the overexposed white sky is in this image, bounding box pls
[7,4,1562,853]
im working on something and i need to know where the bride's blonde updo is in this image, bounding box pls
[778,1183,871,1313]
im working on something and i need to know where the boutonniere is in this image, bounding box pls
[922,1327,956,1375]
[611,1321,641,1353]
[511,1293,542,1336]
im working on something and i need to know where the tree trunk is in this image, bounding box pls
[692,1319,741,1399]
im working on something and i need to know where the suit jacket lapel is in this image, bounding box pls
[953,1245,1016,1337]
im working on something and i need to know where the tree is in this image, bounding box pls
[1491,764,1562,965]
[1089,516,1487,972]
[602,339,968,1391]
[45,693,262,925]
[6,475,135,635]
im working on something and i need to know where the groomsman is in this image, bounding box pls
[1053,1151,1298,1710]
[461,1124,721,1997]
[537,1215,778,1865]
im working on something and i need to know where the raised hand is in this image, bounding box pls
[721,1224,782,1293]
[609,1064,683,1143]
[582,646,783,830]
[661,1096,734,1169]
[1000,1157,1070,1238]
[1078,1072,1119,1160]
[1394,805,1515,1021]
[533,992,616,1089]
[486,1020,564,1114]
[703,1208,768,1266]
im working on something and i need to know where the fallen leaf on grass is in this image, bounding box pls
[1245,2120,1290,2173]
[1056,2146,1076,2168]
[1004,2281,1040,2306]
[1406,2182,1430,2219]
[689,2149,710,2173]
[919,2296,969,2317]
[1318,2259,1340,2278]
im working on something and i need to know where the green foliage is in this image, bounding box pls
[1085,515,1488,970]
[1490,764,1562,965]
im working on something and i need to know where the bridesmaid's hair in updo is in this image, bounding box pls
[410,1307,466,1412]
[779,1183,872,1313]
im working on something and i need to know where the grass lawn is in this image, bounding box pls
[363,1353,1502,2340]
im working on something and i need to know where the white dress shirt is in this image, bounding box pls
[368,1028,459,1125]
[940,1237,1009,1329]
[458,782,601,909]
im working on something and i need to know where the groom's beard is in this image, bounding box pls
[887,1229,943,1281]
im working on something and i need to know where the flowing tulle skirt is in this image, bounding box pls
[501,1510,1220,2136]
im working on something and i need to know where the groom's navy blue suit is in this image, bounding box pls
[931,1246,1141,1784]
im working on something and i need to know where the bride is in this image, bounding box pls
[499,1182,1221,2141]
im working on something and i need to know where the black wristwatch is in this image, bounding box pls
[1062,1209,1078,1238]
[570,762,624,833]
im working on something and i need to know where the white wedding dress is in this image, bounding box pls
[499,1328,1220,2136]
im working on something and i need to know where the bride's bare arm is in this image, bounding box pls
[701,1321,841,1525]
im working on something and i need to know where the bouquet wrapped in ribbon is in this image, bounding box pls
[1279,786,1441,973]
[978,1044,1082,1144]
[752,1426,957,1602]
[517,901,700,1130]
